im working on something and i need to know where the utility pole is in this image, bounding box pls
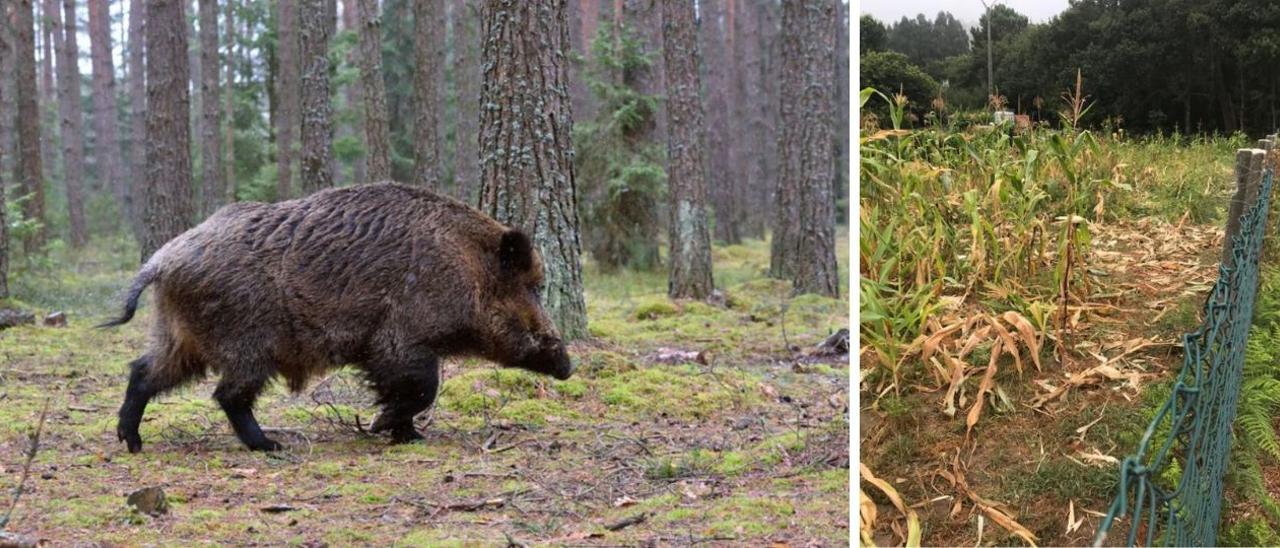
[981,0,995,104]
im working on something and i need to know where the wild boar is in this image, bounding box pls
[102,182,574,452]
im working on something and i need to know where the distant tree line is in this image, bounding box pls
[861,0,1280,135]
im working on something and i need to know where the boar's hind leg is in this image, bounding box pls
[213,373,282,451]
[367,355,440,443]
[117,355,172,453]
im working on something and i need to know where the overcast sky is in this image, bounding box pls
[860,0,1072,28]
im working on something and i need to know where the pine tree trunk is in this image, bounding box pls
[16,0,47,253]
[771,0,837,297]
[223,0,235,200]
[659,0,713,300]
[629,0,665,142]
[276,0,298,199]
[571,0,602,124]
[299,0,335,194]
[54,0,87,247]
[451,0,478,202]
[752,0,779,239]
[89,0,127,226]
[198,0,224,216]
[699,0,738,245]
[40,0,57,170]
[833,0,848,226]
[0,16,9,297]
[412,0,442,188]
[340,0,366,185]
[356,0,391,181]
[0,5,16,182]
[736,0,765,239]
[127,0,145,237]
[478,0,587,340]
[141,0,195,261]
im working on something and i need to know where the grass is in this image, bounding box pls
[0,230,849,545]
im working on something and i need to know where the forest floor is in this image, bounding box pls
[0,232,850,546]
[860,204,1239,545]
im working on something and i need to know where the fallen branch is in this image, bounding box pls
[0,399,50,529]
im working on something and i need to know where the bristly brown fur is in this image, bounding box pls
[110,182,573,452]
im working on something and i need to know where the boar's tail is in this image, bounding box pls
[97,264,160,328]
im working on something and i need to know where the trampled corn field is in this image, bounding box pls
[859,89,1280,546]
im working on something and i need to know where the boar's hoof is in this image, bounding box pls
[118,431,143,454]
[246,437,284,452]
[117,424,143,453]
[388,427,425,444]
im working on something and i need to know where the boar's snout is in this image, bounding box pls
[511,333,574,380]
[540,335,575,380]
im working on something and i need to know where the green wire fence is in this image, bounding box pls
[1094,145,1276,547]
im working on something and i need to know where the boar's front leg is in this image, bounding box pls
[213,369,282,451]
[367,354,440,443]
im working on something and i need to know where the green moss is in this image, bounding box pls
[497,398,577,425]
[715,451,750,476]
[633,299,680,320]
[701,496,797,538]
[754,432,808,465]
[397,529,468,547]
[598,364,757,419]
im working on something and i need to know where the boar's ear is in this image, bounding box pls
[498,229,535,274]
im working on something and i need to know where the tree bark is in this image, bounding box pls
[40,0,56,168]
[339,0,364,184]
[751,0,779,239]
[833,0,848,226]
[570,0,599,123]
[276,0,298,199]
[141,0,195,261]
[89,0,127,226]
[127,0,145,237]
[299,0,335,194]
[223,0,235,200]
[699,0,738,244]
[54,0,87,247]
[451,0,478,201]
[659,0,713,300]
[16,0,47,253]
[1,3,16,181]
[770,0,837,297]
[356,0,391,181]
[412,0,443,188]
[198,0,224,216]
[0,13,9,297]
[478,0,587,340]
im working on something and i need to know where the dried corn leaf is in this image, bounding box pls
[906,512,922,547]
[942,355,968,418]
[860,488,878,537]
[860,463,907,514]
[976,501,1039,546]
[861,464,922,547]
[988,317,1024,375]
[966,339,1001,437]
[1030,364,1142,408]
[1002,311,1043,370]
